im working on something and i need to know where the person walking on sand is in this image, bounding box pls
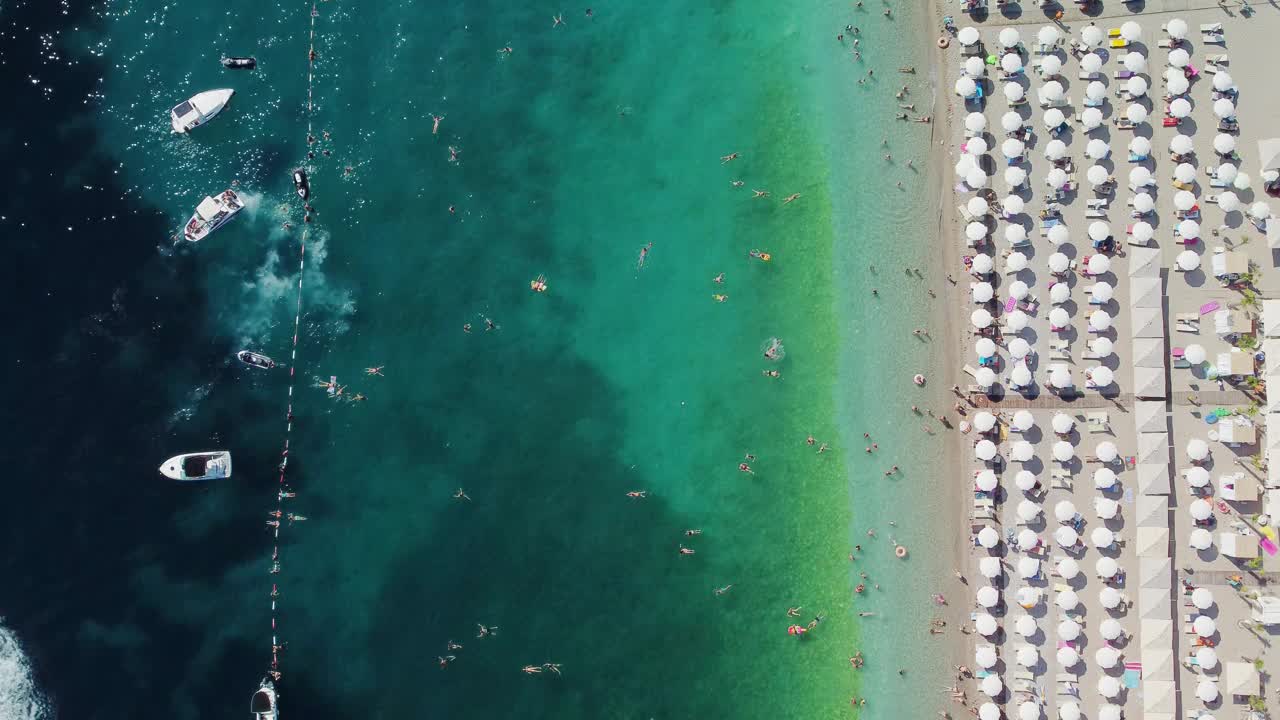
[720,152,740,164]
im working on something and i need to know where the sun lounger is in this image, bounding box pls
[1203,33,1225,45]
[1109,38,1128,48]
[1157,38,1172,49]
[1201,22,1223,32]
[963,364,979,378]
[1086,207,1106,218]
[958,205,976,223]
[1086,411,1109,433]
[1014,668,1034,681]
[1114,118,1135,131]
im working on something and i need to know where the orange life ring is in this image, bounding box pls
[895,545,908,558]
[938,36,950,49]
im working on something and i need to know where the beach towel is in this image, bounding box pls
[1199,301,1220,315]
[1122,669,1140,688]
[1005,297,1018,313]
[1262,537,1278,556]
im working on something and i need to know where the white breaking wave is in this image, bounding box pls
[0,622,49,720]
[236,224,355,344]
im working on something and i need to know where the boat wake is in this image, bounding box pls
[0,623,49,720]
[238,226,354,342]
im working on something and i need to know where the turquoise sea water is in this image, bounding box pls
[0,0,954,717]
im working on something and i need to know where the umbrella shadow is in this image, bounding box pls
[1181,267,1208,287]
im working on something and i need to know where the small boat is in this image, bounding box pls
[159,451,232,481]
[170,89,235,133]
[222,56,257,70]
[183,189,244,241]
[251,678,278,719]
[237,350,276,369]
[292,169,310,200]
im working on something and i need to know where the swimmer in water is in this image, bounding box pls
[522,665,542,674]
[714,584,733,596]
[678,545,696,555]
[713,272,725,284]
[365,366,385,376]
[449,146,460,162]
[783,193,801,204]
[543,662,562,676]
[720,152,740,164]
[552,13,563,27]
[447,640,463,651]
[463,323,472,333]
[763,369,780,378]
[739,462,754,474]
[807,435,816,445]
[626,490,647,498]
[638,242,653,269]
[477,624,498,638]
[453,488,471,501]
[787,607,801,617]
[439,655,456,669]
[713,294,729,302]
[685,529,702,536]
[731,180,744,188]
[431,115,444,134]
[752,189,770,198]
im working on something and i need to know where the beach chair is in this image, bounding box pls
[1109,38,1128,49]
[1086,412,1109,433]
[958,205,976,223]
[1175,312,1199,333]
[1200,22,1223,32]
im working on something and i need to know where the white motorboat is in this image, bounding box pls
[159,451,232,481]
[170,88,235,133]
[251,678,278,719]
[183,189,244,241]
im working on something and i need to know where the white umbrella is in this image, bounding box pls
[1175,162,1197,184]
[1187,438,1209,460]
[1017,646,1038,668]
[1197,646,1219,670]
[1098,676,1121,699]
[1011,440,1034,462]
[1007,251,1028,271]
[1087,254,1110,275]
[975,456,999,480]
[1126,76,1148,98]
[1133,192,1154,213]
[1094,467,1117,489]
[1234,172,1252,191]
[1129,166,1152,187]
[956,76,977,97]
[1187,465,1210,487]
[1053,440,1074,462]
[1095,496,1119,519]
[1130,136,1151,156]
[1044,138,1067,160]
[1049,366,1071,389]
[957,154,976,177]
[1038,26,1061,45]
[1091,526,1115,548]
[1096,556,1119,578]
[1002,138,1025,159]
[975,613,999,636]
[967,136,990,156]
[982,675,1003,698]
[1190,527,1213,550]
[1213,71,1234,91]
[980,704,1001,720]
[1081,25,1103,47]
[1100,586,1122,609]
[1009,280,1029,299]
[958,26,980,45]
[1185,344,1207,365]
[1196,679,1219,703]
[967,221,988,242]
[1100,618,1123,641]
[966,56,987,78]
[1054,500,1077,523]
[1002,53,1024,74]
[1012,409,1034,430]
[1058,619,1081,641]
[1015,470,1037,491]
[1056,589,1079,610]
[1016,614,1038,638]
[1086,80,1106,101]
[1251,202,1272,221]
[1167,17,1188,38]
[965,112,988,134]
[1191,498,1213,520]
[967,168,989,189]
[1174,190,1197,211]
[975,339,997,362]
[1042,80,1065,102]
[1085,137,1108,159]
[1218,191,1241,213]
[1057,557,1080,579]
[1006,225,1028,245]
[1192,587,1215,610]
[1167,73,1189,95]
[1004,82,1025,103]
[1018,528,1038,551]
[1043,108,1065,130]
[1219,163,1239,182]
[1007,310,1029,332]
[1126,103,1148,124]
[976,644,999,668]
[1091,281,1114,303]
[1052,413,1074,434]
[1169,47,1190,67]
[1092,338,1116,359]
[1099,707,1122,720]
[1060,705,1081,720]
[1131,221,1153,243]
[1049,282,1070,304]
[1005,165,1028,188]
[1096,440,1118,462]
[971,308,993,328]
[1057,645,1081,667]
[1002,195,1025,215]
[1017,586,1040,608]
[973,254,994,274]
[1170,134,1194,155]
[1088,221,1111,242]
[1177,250,1201,271]
[1087,165,1109,186]
[1081,53,1102,75]
[1047,224,1069,246]
[980,556,1002,578]
[1178,219,1201,239]
[968,196,990,216]
[977,585,1000,608]
[1214,98,1236,119]
[1123,51,1147,73]
[976,439,998,461]
[1047,167,1068,189]
[1169,97,1192,119]
[1054,525,1079,547]
[974,410,997,431]
[1082,108,1104,132]
[1002,111,1024,132]
[999,27,1020,48]
[1016,700,1039,720]
[978,526,1001,549]
[1121,20,1141,41]
[1096,646,1121,669]
[1018,554,1041,577]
